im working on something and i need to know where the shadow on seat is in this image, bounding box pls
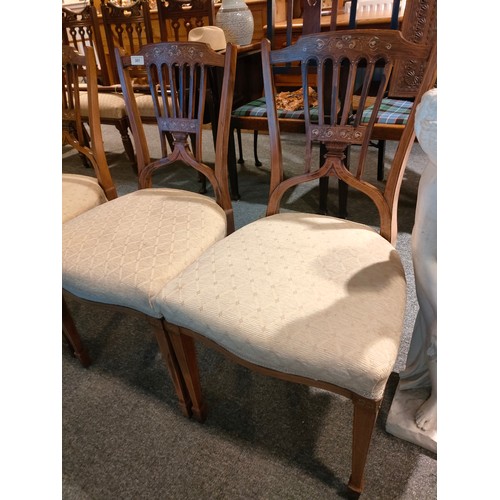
[62,40,238,418]
[152,31,437,494]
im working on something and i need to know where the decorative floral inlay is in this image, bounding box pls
[310,126,365,144]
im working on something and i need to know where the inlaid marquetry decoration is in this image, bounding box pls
[389,0,436,98]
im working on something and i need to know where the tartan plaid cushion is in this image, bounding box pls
[361,98,413,125]
[233,97,319,120]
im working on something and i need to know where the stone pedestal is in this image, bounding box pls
[386,382,437,453]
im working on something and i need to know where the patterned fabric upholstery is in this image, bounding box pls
[79,91,128,120]
[134,94,168,118]
[361,98,413,125]
[63,188,228,317]
[154,212,407,400]
[232,97,319,121]
[62,173,108,223]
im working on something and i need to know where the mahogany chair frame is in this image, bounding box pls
[160,31,437,493]
[156,0,216,42]
[101,0,155,86]
[62,0,136,164]
[62,43,118,366]
[63,40,238,418]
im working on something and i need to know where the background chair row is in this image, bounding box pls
[230,0,436,213]
[63,0,217,169]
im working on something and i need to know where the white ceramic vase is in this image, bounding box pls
[215,0,254,46]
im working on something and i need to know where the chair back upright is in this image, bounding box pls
[115,41,237,231]
[261,29,437,243]
[62,44,117,201]
[62,0,111,86]
[101,0,155,85]
[156,0,216,42]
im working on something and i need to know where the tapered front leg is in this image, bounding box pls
[149,318,193,419]
[165,322,208,423]
[348,395,381,494]
[62,295,91,368]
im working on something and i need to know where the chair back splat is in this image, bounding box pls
[262,29,435,243]
[101,0,155,85]
[152,30,437,495]
[115,42,236,231]
[156,0,216,42]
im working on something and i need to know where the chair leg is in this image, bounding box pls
[166,323,208,423]
[114,119,136,168]
[228,127,241,200]
[237,128,244,164]
[348,395,381,494]
[62,296,91,368]
[377,140,386,181]
[253,130,262,167]
[149,318,193,419]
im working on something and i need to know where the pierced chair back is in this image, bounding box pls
[62,44,117,207]
[101,0,155,85]
[115,41,237,231]
[261,29,436,243]
[152,30,437,494]
[156,0,216,42]
[62,0,111,86]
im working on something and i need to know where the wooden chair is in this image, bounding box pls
[62,1,136,165]
[100,0,155,86]
[62,44,118,223]
[156,0,216,42]
[153,31,437,493]
[231,0,435,211]
[62,40,238,418]
[62,43,118,366]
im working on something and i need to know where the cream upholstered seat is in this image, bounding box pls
[79,91,129,121]
[62,174,109,223]
[155,212,406,400]
[63,189,227,316]
[62,40,238,417]
[153,32,437,494]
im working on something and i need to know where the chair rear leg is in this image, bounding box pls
[62,296,90,368]
[166,323,208,423]
[253,130,262,167]
[114,119,136,168]
[228,127,241,200]
[377,140,386,181]
[237,128,244,164]
[150,318,193,419]
[348,395,381,494]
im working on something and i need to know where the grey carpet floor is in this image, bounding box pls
[62,125,437,499]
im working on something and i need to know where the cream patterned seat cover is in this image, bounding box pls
[63,188,227,317]
[154,212,407,400]
[62,173,108,223]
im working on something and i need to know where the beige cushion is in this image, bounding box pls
[135,94,169,118]
[62,188,228,317]
[62,173,108,223]
[154,212,407,400]
[79,91,128,120]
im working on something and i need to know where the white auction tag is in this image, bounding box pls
[131,55,144,65]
